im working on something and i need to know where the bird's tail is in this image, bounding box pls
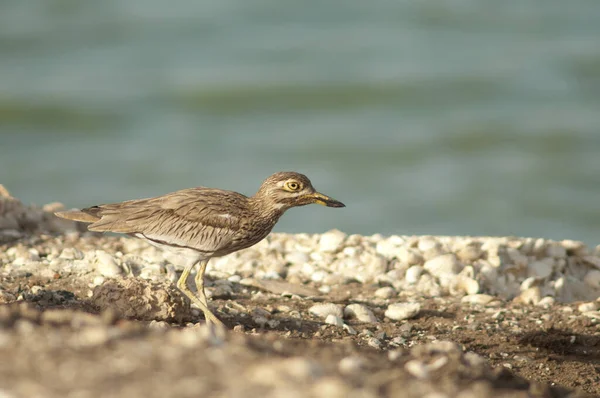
[54,209,100,224]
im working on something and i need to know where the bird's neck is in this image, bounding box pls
[248,193,288,224]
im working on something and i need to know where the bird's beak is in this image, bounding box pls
[310,192,345,208]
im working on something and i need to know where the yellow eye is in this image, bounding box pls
[285,181,301,191]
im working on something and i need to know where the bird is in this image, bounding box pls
[55,171,345,328]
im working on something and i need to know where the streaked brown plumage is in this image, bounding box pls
[55,171,345,328]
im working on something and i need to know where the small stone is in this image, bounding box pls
[424,254,462,276]
[344,304,378,323]
[584,270,600,289]
[537,296,555,307]
[449,276,479,295]
[455,243,482,262]
[94,250,122,277]
[405,265,423,285]
[506,248,528,268]
[309,303,343,319]
[515,287,541,305]
[417,238,440,252]
[338,356,365,374]
[528,260,553,279]
[366,337,382,349]
[398,246,424,266]
[318,230,346,252]
[343,324,357,335]
[404,360,429,379]
[325,314,344,327]
[546,244,567,258]
[520,277,538,291]
[374,286,396,299]
[461,294,495,305]
[578,302,599,313]
[582,256,600,270]
[385,302,421,321]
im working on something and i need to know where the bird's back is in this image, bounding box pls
[56,187,264,256]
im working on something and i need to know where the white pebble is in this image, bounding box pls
[343,324,357,335]
[309,303,344,319]
[536,296,556,307]
[405,265,423,285]
[398,246,424,266]
[318,230,346,252]
[424,254,462,276]
[582,256,600,270]
[338,356,365,374]
[461,294,494,305]
[584,270,600,289]
[516,287,541,305]
[404,360,429,379]
[528,260,553,279]
[344,304,378,324]
[385,302,421,321]
[366,338,382,349]
[417,238,440,252]
[325,314,344,327]
[450,276,479,295]
[94,250,122,277]
[546,244,567,258]
[578,302,599,313]
[374,286,396,299]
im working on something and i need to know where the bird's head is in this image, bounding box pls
[254,171,345,212]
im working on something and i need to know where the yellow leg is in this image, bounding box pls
[176,260,225,328]
[194,260,210,311]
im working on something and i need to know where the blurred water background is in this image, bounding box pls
[1,1,600,243]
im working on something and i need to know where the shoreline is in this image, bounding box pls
[1,186,599,396]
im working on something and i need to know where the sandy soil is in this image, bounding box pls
[0,239,598,398]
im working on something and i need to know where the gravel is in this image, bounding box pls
[1,186,599,397]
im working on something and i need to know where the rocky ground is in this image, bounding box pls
[1,186,599,397]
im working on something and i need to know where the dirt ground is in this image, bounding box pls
[0,258,599,398]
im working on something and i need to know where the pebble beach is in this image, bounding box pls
[1,186,599,397]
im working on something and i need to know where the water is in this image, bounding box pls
[1,0,600,243]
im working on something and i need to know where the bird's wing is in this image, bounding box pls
[61,188,245,253]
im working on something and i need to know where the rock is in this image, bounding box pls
[385,302,421,321]
[309,303,343,319]
[424,254,462,277]
[325,314,344,327]
[584,270,600,289]
[455,242,483,262]
[405,265,423,285]
[537,296,556,307]
[91,278,191,322]
[578,302,599,313]
[344,304,378,323]
[366,337,382,350]
[527,259,553,279]
[404,360,429,379]
[397,246,424,266]
[338,356,365,375]
[461,294,495,305]
[374,286,396,299]
[449,276,479,295]
[94,250,123,277]
[514,287,541,305]
[546,244,567,258]
[318,230,346,252]
[582,256,600,270]
[417,238,440,252]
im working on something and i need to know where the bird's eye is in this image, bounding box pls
[285,181,300,191]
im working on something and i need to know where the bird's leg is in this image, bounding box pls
[194,259,210,310]
[176,260,225,328]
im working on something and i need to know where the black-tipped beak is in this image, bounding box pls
[311,192,345,208]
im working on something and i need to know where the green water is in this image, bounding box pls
[1,0,600,243]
